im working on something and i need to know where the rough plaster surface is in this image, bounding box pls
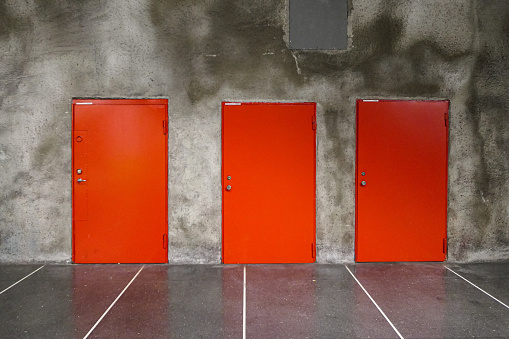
[0,0,508,263]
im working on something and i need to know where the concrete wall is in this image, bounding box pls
[0,0,508,263]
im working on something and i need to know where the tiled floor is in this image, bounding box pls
[0,263,508,338]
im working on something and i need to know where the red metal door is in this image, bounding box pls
[356,100,449,262]
[222,102,316,264]
[72,99,168,263]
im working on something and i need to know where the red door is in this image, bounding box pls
[72,99,168,263]
[222,102,316,264]
[356,100,449,262]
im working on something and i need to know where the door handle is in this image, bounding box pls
[77,178,87,183]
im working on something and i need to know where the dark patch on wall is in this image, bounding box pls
[354,14,403,56]
[407,40,471,63]
[0,3,32,38]
[341,232,353,248]
[150,0,303,104]
[351,15,448,96]
[457,0,509,256]
[0,172,30,205]
[204,16,299,89]
[297,53,352,78]
[186,79,218,105]
[32,0,106,47]
[0,0,105,108]
[41,232,67,255]
[0,229,14,248]
[402,41,468,94]
[32,113,71,175]
[324,109,344,206]
[206,0,304,95]
[352,14,407,91]
[150,0,221,103]
[33,136,60,169]
[0,4,33,108]
[328,13,469,97]
[2,190,22,203]
[13,171,31,183]
[323,108,347,207]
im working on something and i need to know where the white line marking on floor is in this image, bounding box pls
[83,265,145,339]
[444,265,509,309]
[0,265,45,296]
[344,265,404,339]
[243,265,246,339]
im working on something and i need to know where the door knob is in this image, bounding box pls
[77,178,87,183]
[361,181,366,186]
[226,185,232,191]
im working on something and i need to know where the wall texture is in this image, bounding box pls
[0,0,508,263]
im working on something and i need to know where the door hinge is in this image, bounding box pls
[444,113,449,128]
[443,238,447,253]
[311,243,315,259]
[312,116,317,130]
[163,234,168,249]
[163,120,168,135]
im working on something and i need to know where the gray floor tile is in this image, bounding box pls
[349,263,509,338]
[89,264,243,338]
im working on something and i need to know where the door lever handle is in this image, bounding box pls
[77,178,87,182]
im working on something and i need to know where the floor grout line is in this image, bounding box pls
[243,265,246,339]
[83,265,145,339]
[0,265,45,296]
[444,265,509,309]
[344,265,404,339]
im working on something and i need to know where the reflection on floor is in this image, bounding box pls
[0,262,508,338]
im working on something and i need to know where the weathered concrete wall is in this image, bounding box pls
[0,0,508,263]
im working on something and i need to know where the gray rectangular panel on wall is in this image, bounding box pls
[289,0,348,50]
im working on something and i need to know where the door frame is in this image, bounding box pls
[71,98,169,263]
[354,99,449,262]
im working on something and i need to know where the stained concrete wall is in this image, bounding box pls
[0,0,508,263]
